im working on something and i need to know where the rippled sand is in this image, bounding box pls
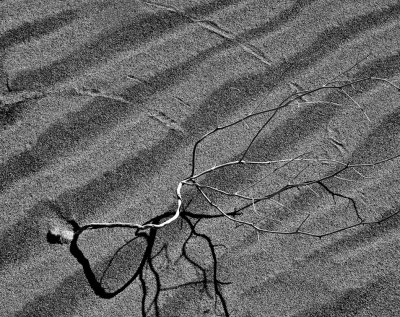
[1,0,400,316]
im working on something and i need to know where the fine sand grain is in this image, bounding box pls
[1,0,400,316]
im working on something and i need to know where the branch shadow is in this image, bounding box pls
[69,200,237,316]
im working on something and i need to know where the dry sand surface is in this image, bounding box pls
[1,0,400,316]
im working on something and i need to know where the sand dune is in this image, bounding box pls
[1,0,400,316]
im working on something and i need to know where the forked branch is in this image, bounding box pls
[70,76,399,238]
[64,74,399,316]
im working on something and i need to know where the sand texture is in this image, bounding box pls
[1,0,400,316]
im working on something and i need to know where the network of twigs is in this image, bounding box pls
[61,70,400,317]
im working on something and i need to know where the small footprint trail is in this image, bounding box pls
[0,89,45,128]
[73,86,186,134]
[2,0,400,316]
[0,90,45,106]
[141,0,273,67]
